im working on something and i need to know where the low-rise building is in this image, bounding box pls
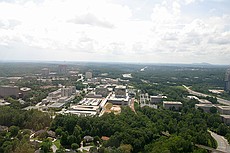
[65,98,104,116]
[220,115,230,125]
[0,86,20,98]
[150,95,163,104]
[217,106,230,115]
[187,96,199,100]
[198,99,212,104]
[195,104,215,113]
[85,92,103,98]
[19,87,31,97]
[115,85,126,98]
[0,99,10,106]
[108,93,129,105]
[163,101,182,110]
[95,85,109,97]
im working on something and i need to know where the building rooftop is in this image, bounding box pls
[220,115,230,119]
[20,87,31,92]
[217,106,230,110]
[48,102,65,108]
[198,99,212,104]
[163,101,182,105]
[195,104,214,107]
[109,93,129,102]
[115,85,126,89]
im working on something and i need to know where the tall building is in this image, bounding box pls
[58,65,67,75]
[0,86,20,98]
[115,85,126,98]
[41,68,50,77]
[85,71,93,79]
[95,85,109,97]
[225,69,230,92]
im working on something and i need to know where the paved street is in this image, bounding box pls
[130,98,136,114]
[209,131,230,153]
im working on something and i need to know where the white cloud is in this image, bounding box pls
[0,0,229,64]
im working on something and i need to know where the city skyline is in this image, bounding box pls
[0,0,230,64]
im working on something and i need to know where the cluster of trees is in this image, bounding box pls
[0,126,35,153]
[50,103,223,152]
[0,106,51,131]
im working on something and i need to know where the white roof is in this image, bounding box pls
[163,101,182,104]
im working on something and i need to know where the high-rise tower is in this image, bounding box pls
[224,69,230,92]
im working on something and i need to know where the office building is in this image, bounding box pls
[195,104,215,113]
[225,69,230,92]
[19,87,31,97]
[220,115,230,125]
[150,95,163,104]
[163,101,182,110]
[41,68,50,77]
[95,85,109,97]
[108,85,129,105]
[85,71,93,79]
[115,85,126,98]
[0,86,20,98]
[217,106,230,115]
[58,65,67,75]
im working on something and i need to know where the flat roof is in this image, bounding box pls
[70,105,99,111]
[20,87,31,91]
[150,95,162,98]
[220,115,230,119]
[108,93,129,102]
[195,104,214,107]
[198,99,212,104]
[78,98,102,106]
[65,110,97,116]
[115,85,126,89]
[217,106,230,110]
[48,102,65,108]
[163,101,182,104]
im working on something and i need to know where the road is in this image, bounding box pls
[130,98,136,114]
[209,131,230,153]
[51,144,58,153]
[183,85,230,106]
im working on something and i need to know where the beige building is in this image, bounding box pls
[163,101,182,110]
[0,86,20,98]
[195,104,215,113]
[217,106,230,115]
[85,71,93,79]
[150,95,163,104]
[220,115,230,125]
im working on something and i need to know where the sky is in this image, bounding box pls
[0,0,230,64]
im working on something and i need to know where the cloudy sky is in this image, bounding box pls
[0,0,230,64]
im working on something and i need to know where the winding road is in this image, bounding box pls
[209,131,230,153]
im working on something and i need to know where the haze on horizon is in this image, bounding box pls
[0,0,230,64]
